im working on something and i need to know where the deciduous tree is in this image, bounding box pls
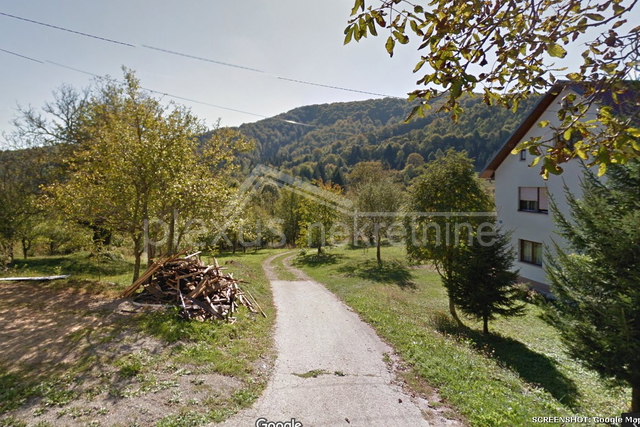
[405,149,493,323]
[44,68,251,281]
[350,166,404,263]
[345,0,640,176]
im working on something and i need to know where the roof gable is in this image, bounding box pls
[479,83,566,179]
[480,81,640,179]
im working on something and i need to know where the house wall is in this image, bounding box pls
[493,87,597,286]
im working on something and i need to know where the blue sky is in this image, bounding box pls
[1,1,638,146]
[0,0,419,143]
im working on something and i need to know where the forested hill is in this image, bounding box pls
[230,94,541,180]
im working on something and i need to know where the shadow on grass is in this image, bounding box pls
[337,259,416,289]
[9,253,133,278]
[293,253,344,267]
[431,312,579,409]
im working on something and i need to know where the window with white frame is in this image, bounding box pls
[520,239,543,266]
[519,187,549,213]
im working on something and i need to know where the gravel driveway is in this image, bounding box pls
[214,253,460,427]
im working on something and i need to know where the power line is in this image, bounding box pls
[1,53,314,126]
[142,45,265,74]
[0,10,400,98]
[276,76,392,98]
[0,47,43,63]
[0,12,135,47]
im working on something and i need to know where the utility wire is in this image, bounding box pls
[0,12,135,47]
[142,45,265,73]
[0,47,43,63]
[0,10,399,98]
[12,56,313,126]
[276,76,391,97]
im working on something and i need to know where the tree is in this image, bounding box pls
[405,152,425,168]
[0,147,50,263]
[544,161,640,412]
[277,188,304,247]
[351,171,404,263]
[329,167,346,188]
[297,180,344,255]
[449,230,524,334]
[345,0,640,175]
[43,68,251,281]
[405,149,493,323]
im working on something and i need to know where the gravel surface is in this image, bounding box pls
[214,253,461,427]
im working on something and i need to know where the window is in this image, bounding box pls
[519,187,549,213]
[520,240,543,266]
[520,150,526,161]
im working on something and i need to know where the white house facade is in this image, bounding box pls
[480,84,598,292]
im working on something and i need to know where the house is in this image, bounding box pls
[479,83,599,293]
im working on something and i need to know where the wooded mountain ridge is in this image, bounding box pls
[224,95,541,181]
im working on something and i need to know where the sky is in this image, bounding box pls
[1,1,638,148]
[0,0,420,145]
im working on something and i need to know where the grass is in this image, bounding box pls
[293,244,630,427]
[0,248,287,426]
[271,252,298,281]
[3,251,136,294]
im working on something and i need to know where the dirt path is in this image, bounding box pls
[215,253,458,427]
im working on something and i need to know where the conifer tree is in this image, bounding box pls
[449,229,524,334]
[545,162,640,412]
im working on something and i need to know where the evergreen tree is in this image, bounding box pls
[330,167,346,189]
[449,229,524,334]
[312,161,327,182]
[545,162,640,412]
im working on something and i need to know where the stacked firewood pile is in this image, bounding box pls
[119,252,265,322]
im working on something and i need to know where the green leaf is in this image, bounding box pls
[597,162,607,177]
[450,80,463,98]
[627,127,640,138]
[393,31,409,44]
[530,156,542,167]
[612,19,627,29]
[547,43,567,58]
[350,0,364,16]
[538,120,550,128]
[566,72,583,82]
[385,36,395,56]
[585,13,605,21]
[367,16,378,36]
[343,26,354,45]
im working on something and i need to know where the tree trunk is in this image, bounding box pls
[632,383,640,412]
[317,244,322,256]
[167,209,176,256]
[483,315,489,335]
[8,241,14,265]
[147,242,155,268]
[21,237,30,259]
[376,228,382,265]
[449,297,462,325]
[132,237,142,283]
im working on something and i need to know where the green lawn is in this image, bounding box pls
[294,244,630,427]
[5,251,137,295]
